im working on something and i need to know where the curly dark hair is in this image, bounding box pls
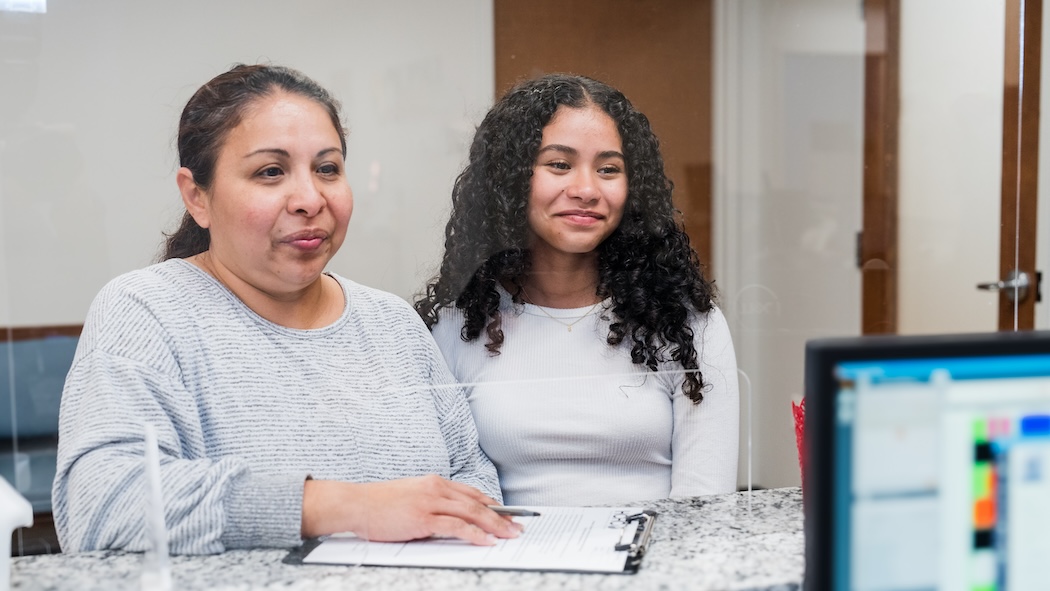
[414,74,716,404]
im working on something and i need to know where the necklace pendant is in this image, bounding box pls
[567,325,572,333]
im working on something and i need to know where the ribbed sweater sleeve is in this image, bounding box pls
[52,272,305,554]
[666,306,740,497]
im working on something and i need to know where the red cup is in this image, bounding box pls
[791,398,806,489]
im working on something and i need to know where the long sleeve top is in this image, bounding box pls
[52,259,500,554]
[431,289,739,506]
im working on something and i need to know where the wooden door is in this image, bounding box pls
[861,0,1041,334]
[997,0,1041,331]
[861,0,900,334]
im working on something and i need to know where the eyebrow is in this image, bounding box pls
[536,144,624,160]
[244,147,343,159]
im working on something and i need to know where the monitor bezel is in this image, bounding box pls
[802,329,1050,591]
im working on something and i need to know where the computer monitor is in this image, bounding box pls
[803,330,1050,591]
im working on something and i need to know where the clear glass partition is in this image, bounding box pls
[0,0,498,556]
[0,0,1035,557]
[714,0,1027,489]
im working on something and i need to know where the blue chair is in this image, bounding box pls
[1,331,79,514]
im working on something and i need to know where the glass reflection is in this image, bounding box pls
[0,2,1040,560]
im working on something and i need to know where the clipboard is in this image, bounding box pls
[283,506,657,575]
[615,510,658,573]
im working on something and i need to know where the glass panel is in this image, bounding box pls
[0,0,496,556]
[383,369,752,508]
[0,1,1032,556]
[713,0,866,489]
[713,0,1023,489]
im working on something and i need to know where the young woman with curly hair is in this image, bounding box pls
[415,74,739,506]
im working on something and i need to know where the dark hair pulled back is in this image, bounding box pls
[162,64,346,260]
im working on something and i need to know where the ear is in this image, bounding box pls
[176,167,211,229]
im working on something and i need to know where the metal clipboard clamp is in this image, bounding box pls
[613,510,658,573]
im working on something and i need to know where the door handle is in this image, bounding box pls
[977,270,1031,302]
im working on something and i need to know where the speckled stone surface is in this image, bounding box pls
[12,487,804,591]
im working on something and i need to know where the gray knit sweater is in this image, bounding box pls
[52,259,500,555]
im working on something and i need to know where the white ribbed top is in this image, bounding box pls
[432,289,739,506]
[52,259,499,554]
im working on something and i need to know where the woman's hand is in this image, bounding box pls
[301,474,522,545]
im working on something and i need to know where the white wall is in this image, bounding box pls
[0,0,494,326]
[715,0,865,489]
[897,0,1003,334]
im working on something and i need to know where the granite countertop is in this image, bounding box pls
[12,487,804,591]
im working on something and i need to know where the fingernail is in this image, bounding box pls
[485,534,498,545]
[512,522,525,534]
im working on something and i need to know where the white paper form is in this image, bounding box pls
[302,506,647,573]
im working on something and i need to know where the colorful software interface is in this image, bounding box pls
[833,355,1050,591]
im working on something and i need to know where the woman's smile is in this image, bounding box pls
[527,105,628,262]
[555,209,606,226]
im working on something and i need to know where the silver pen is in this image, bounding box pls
[487,505,542,517]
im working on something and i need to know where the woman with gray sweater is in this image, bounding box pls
[52,64,518,555]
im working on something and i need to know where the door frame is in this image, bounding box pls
[998,0,1042,331]
[860,0,900,335]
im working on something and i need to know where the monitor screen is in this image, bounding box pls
[803,331,1050,591]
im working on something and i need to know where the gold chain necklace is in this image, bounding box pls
[519,285,602,333]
